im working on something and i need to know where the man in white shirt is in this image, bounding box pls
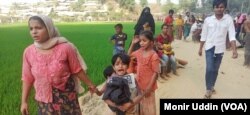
[198,0,238,99]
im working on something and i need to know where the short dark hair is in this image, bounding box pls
[111,53,130,66]
[139,30,154,41]
[169,9,174,14]
[114,23,123,29]
[213,0,227,8]
[103,65,114,79]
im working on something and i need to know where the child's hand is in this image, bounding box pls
[95,88,102,96]
[144,87,152,97]
[118,102,132,112]
[88,85,97,95]
[132,36,140,44]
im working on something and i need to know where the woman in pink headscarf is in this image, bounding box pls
[20,15,97,115]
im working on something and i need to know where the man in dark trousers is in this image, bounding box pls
[198,0,238,99]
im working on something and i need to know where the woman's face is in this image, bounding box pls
[162,25,168,34]
[139,35,153,50]
[29,19,49,43]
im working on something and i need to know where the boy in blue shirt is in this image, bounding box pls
[111,23,127,55]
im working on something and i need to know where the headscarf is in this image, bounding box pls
[30,15,86,94]
[134,7,155,35]
[213,0,227,8]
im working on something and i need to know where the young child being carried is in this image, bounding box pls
[96,53,145,115]
[110,24,128,55]
[160,41,178,75]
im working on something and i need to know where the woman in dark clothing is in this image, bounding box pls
[131,7,155,52]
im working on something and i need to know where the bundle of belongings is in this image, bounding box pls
[102,77,131,115]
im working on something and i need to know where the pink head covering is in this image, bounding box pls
[30,15,60,39]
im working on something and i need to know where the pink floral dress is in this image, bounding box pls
[22,43,82,115]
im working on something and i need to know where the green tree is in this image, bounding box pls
[162,0,178,14]
[140,0,148,7]
[48,8,58,18]
[52,0,59,8]
[70,1,84,11]
[179,0,193,11]
[115,0,135,12]
[99,0,107,5]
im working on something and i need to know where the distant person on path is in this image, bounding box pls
[110,23,127,55]
[183,11,192,40]
[164,9,175,40]
[131,7,155,52]
[21,15,97,115]
[128,31,160,115]
[175,14,184,40]
[198,0,238,99]
[243,14,250,67]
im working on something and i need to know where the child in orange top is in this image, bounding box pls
[128,31,160,115]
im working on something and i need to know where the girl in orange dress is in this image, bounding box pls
[128,31,160,115]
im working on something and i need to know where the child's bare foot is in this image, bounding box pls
[173,71,179,76]
[157,74,167,82]
[160,74,169,80]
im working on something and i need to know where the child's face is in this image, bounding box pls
[139,35,153,50]
[115,27,122,34]
[113,57,128,76]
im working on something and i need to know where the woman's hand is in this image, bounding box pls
[21,102,29,115]
[88,85,97,95]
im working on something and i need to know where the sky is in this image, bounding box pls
[0,0,179,5]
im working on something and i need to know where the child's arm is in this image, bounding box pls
[104,99,117,108]
[145,73,158,94]
[96,83,107,96]
[145,57,159,95]
[110,39,115,45]
[110,35,115,45]
[118,76,146,112]
[118,93,146,112]
[128,36,140,55]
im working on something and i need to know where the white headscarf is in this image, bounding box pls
[30,15,86,94]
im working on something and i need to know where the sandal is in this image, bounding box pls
[211,89,216,94]
[204,91,212,99]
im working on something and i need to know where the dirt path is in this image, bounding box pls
[79,40,250,115]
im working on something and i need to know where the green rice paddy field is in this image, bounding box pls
[0,22,162,114]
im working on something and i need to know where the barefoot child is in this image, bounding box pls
[128,31,160,115]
